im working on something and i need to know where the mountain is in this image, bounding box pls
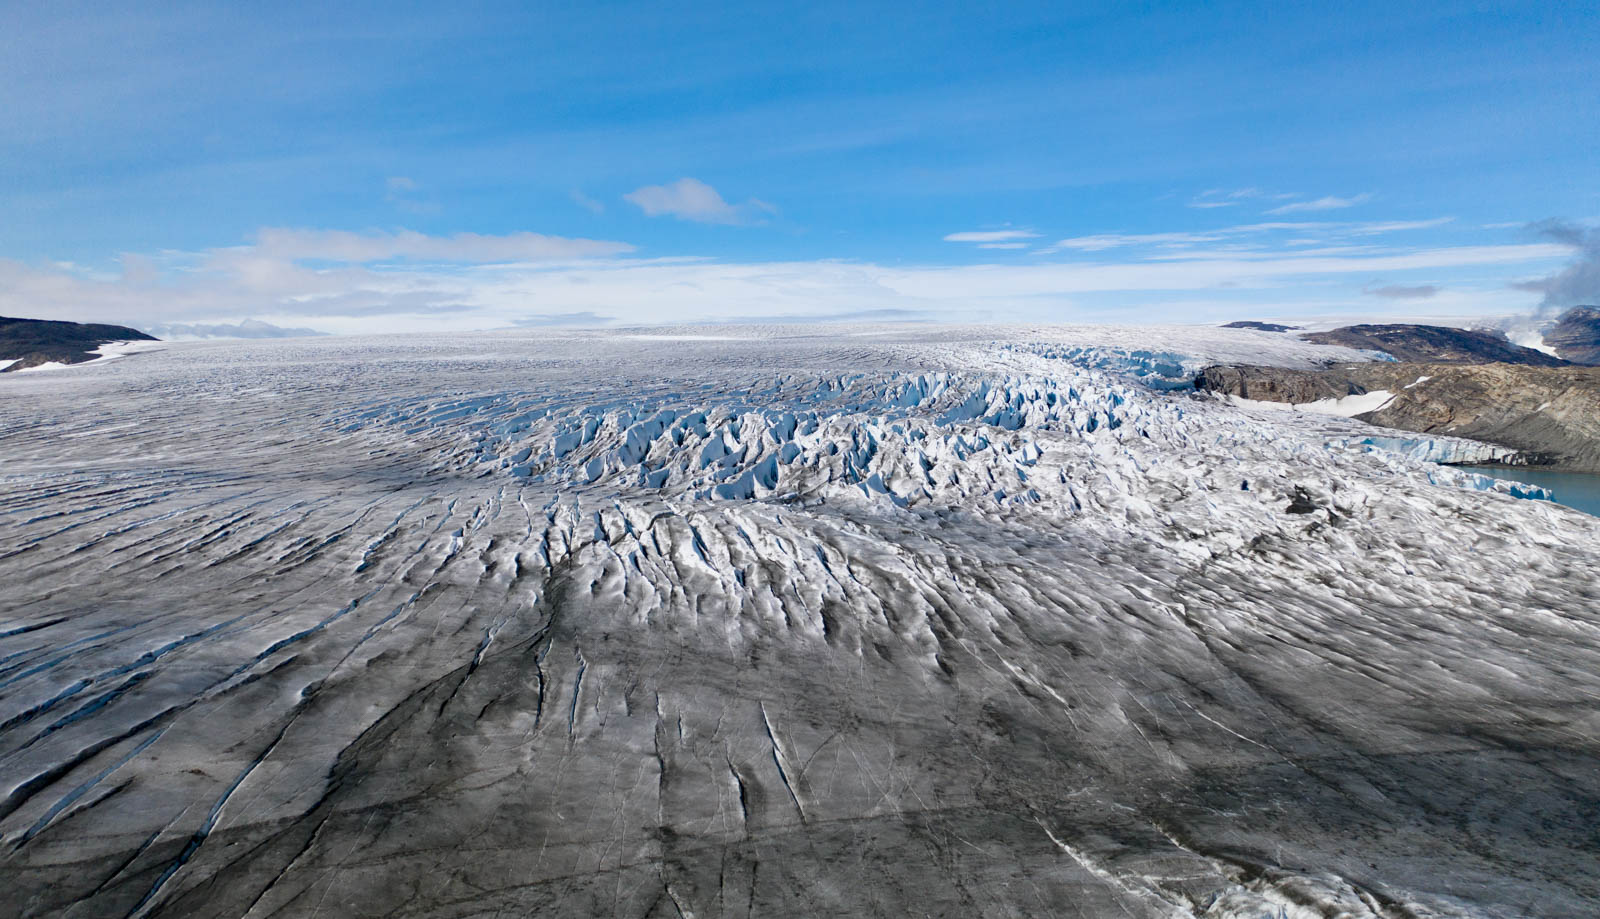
[1197,361,1600,471]
[1544,306,1600,365]
[0,315,157,372]
[1220,320,1299,332]
[1301,323,1568,365]
[142,318,327,340]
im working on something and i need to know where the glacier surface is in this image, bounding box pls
[0,324,1596,918]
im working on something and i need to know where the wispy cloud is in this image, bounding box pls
[1043,232,1222,252]
[624,178,774,225]
[1040,218,1454,254]
[1186,188,1271,209]
[1267,193,1373,215]
[569,189,606,215]
[383,177,438,215]
[944,230,1039,243]
[1344,217,1453,235]
[1184,188,1305,209]
[249,228,632,262]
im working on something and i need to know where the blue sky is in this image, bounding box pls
[2,1,1596,333]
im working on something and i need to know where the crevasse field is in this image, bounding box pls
[1,325,1596,918]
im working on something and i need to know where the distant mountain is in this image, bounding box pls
[1221,320,1299,332]
[1302,323,1568,366]
[144,318,327,340]
[1544,306,1600,365]
[0,316,157,372]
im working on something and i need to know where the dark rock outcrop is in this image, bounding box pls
[1221,320,1300,332]
[1197,361,1600,472]
[1302,323,1568,366]
[0,316,157,372]
[1545,306,1600,365]
[1195,365,1365,404]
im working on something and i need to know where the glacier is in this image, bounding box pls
[0,324,1596,918]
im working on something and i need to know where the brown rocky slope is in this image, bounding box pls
[1196,361,1600,472]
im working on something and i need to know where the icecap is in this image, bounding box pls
[0,324,1595,919]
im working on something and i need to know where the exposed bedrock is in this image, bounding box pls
[1197,361,1600,472]
[1300,323,1569,366]
[1545,306,1600,365]
[0,315,157,372]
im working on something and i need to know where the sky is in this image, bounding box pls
[2,1,1597,335]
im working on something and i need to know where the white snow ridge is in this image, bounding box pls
[0,324,1596,918]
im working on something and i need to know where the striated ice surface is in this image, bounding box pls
[0,324,1596,918]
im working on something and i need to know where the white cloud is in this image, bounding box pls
[1267,194,1373,215]
[870,245,1568,300]
[623,178,772,225]
[944,230,1039,243]
[977,242,1029,249]
[1343,217,1453,235]
[1042,218,1455,254]
[1043,232,1223,252]
[1223,222,1331,233]
[1187,188,1267,209]
[0,227,1570,336]
[250,228,633,262]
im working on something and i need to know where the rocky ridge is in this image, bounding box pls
[0,316,157,372]
[1197,361,1600,472]
[1301,323,1568,366]
[1545,306,1600,365]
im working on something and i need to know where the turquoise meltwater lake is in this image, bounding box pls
[1460,465,1600,518]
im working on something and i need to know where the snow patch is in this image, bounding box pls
[1229,390,1395,417]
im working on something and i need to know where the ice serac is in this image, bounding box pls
[0,324,1597,918]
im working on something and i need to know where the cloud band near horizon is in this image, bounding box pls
[0,220,1583,335]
